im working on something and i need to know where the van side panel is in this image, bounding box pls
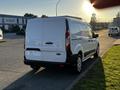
[25,18,67,63]
[68,19,89,56]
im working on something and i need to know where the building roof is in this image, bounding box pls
[0,14,32,19]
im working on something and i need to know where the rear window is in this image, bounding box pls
[112,28,118,30]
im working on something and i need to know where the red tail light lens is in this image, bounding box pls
[65,31,70,48]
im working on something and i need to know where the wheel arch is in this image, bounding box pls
[78,50,83,60]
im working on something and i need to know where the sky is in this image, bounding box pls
[0,0,120,22]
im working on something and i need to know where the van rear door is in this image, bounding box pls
[25,17,67,63]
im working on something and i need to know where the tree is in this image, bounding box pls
[41,15,48,18]
[24,13,37,18]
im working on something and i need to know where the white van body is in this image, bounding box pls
[108,26,120,36]
[0,29,3,40]
[24,16,99,72]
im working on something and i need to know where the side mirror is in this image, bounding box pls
[93,34,99,38]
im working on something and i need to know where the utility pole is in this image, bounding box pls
[56,0,61,16]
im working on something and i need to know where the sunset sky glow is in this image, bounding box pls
[0,0,120,22]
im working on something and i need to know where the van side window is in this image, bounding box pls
[69,20,82,35]
[69,20,93,38]
[80,25,92,38]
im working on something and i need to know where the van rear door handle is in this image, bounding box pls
[45,42,53,44]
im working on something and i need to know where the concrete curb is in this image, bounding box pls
[113,39,120,46]
[65,46,112,90]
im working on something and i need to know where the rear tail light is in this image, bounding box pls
[65,19,72,63]
[65,30,70,49]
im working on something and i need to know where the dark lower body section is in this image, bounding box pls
[24,59,66,67]
[24,54,77,67]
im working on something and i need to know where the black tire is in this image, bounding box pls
[94,46,99,58]
[74,54,82,73]
[30,65,40,71]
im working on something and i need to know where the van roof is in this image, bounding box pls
[41,15,82,20]
[28,15,84,24]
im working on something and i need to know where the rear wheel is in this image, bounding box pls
[74,54,82,73]
[30,65,40,71]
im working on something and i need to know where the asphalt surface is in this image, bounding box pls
[95,30,116,55]
[0,30,117,90]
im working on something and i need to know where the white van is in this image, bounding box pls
[108,26,120,36]
[24,16,99,73]
[0,28,3,40]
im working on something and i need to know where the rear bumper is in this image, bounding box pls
[109,32,120,35]
[24,54,76,66]
[24,56,66,66]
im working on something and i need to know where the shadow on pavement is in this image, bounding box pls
[93,57,106,90]
[3,58,105,90]
[76,57,106,90]
[3,68,79,90]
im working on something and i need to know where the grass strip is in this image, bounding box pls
[72,46,120,90]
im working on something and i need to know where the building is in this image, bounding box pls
[95,22,109,30]
[90,22,109,30]
[0,14,33,31]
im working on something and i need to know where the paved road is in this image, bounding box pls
[0,30,117,90]
[95,30,116,55]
